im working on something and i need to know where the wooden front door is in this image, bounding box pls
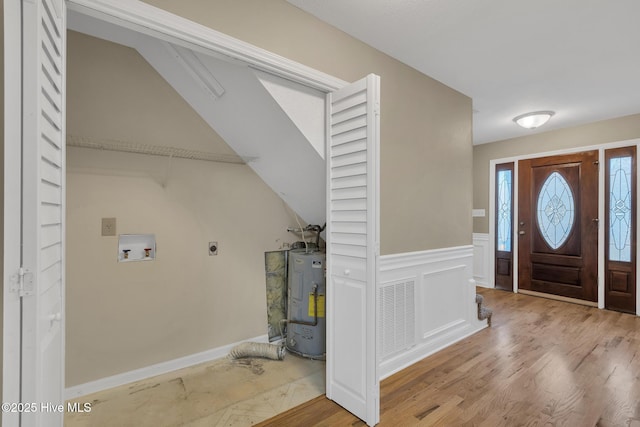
[518,151,599,302]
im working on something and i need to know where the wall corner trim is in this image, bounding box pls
[473,233,491,288]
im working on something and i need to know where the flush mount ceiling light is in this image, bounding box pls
[513,111,555,129]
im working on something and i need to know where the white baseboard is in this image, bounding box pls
[379,322,484,380]
[65,334,269,400]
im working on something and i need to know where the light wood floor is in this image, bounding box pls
[257,288,640,426]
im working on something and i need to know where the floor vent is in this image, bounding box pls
[379,280,416,359]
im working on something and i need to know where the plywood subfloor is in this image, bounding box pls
[65,352,325,427]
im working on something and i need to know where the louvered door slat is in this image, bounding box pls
[20,0,66,425]
[327,74,380,426]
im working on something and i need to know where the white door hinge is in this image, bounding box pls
[10,267,35,297]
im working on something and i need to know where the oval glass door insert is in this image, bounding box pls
[537,171,575,249]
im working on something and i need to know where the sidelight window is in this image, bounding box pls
[497,169,513,252]
[495,162,514,291]
[604,146,636,313]
[608,156,633,262]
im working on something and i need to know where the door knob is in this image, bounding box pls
[519,231,525,235]
[48,313,61,322]
[344,269,351,276]
[519,221,525,226]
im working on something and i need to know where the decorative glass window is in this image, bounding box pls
[537,171,575,249]
[497,169,512,251]
[609,156,632,262]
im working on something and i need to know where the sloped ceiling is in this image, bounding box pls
[68,11,326,226]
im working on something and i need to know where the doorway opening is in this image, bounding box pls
[63,16,329,427]
[490,141,640,314]
[6,2,380,424]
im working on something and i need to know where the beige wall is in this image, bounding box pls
[66,149,298,386]
[473,114,640,233]
[68,32,237,155]
[66,32,300,386]
[142,0,474,254]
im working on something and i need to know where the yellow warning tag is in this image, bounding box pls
[308,294,325,318]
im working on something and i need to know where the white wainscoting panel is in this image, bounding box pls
[379,246,487,379]
[473,233,491,288]
[422,265,468,339]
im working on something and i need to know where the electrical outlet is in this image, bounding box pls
[209,241,218,256]
[102,218,116,236]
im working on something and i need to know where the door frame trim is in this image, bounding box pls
[488,137,640,314]
[67,0,348,92]
[3,1,25,421]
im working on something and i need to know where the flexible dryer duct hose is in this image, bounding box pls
[228,342,286,360]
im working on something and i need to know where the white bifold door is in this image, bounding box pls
[3,0,66,426]
[326,74,380,426]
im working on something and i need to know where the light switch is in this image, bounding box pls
[102,218,116,236]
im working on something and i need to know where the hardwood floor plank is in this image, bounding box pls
[258,289,640,426]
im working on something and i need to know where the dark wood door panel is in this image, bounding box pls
[531,263,581,286]
[518,151,598,302]
[529,280,585,300]
[496,258,511,276]
[530,253,584,267]
[495,256,512,291]
[608,268,632,292]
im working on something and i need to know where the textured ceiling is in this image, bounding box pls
[287,0,640,144]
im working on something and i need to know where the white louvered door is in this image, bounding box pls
[326,74,380,426]
[20,0,67,425]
